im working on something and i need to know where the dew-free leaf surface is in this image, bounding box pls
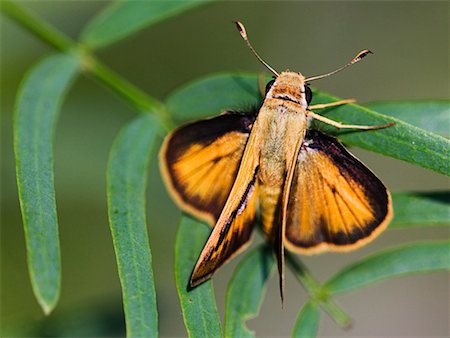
[107,114,161,337]
[175,217,222,337]
[81,0,213,48]
[14,53,80,314]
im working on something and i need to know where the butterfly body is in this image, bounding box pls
[257,73,309,240]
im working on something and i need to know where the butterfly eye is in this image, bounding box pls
[265,80,275,94]
[305,85,313,105]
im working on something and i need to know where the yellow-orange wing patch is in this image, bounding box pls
[285,130,392,254]
[160,111,256,225]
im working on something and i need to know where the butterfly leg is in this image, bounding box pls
[308,111,395,130]
[308,99,355,110]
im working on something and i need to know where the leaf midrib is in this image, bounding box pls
[123,125,151,334]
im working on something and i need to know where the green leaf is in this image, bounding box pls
[81,0,213,49]
[166,72,450,176]
[224,245,274,338]
[311,92,450,177]
[107,114,161,337]
[166,72,263,123]
[292,301,320,338]
[324,241,450,295]
[175,217,222,338]
[14,53,79,314]
[367,100,450,136]
[391,191,450,228]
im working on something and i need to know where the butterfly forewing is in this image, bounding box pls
[160,111,256,225]
[190,170,259,287]
[189,115,264,286]
[285,130,393,253]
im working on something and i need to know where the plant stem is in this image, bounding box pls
[321,298,352,328]
[84,54,173,129]
[1,0,73,51]
[286,253,352,328]
[1,0,174,130]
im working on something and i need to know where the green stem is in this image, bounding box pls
[1,0,73,50]
[286,253,352,328]
[321,298,352,328]
[85,56,173,130]
[1,0,174,131]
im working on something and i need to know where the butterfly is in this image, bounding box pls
[160,21,394,300]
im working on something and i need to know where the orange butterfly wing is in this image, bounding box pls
[188,113,266,287]
[161,110,261,287]
[160,111,256,225]
[285,130,393,253]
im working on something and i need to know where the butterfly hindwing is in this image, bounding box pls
[285,130,392,253]
[160,111,256,225]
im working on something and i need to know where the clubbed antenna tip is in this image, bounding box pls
[306,49,373,82]
[234,20,279,77]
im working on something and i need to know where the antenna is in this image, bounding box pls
[235,21,279,77]
[306,50,373,82]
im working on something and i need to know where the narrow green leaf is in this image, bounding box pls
[311,92,450,177]
[292,301,320,338]
[224,245,274,338]
[391,191,450,228]
[14,53,79,314]
[175,217,222,338]
[107,114,161,337]
[324,242,450,295]
[81,0,213,49]
[367,100,450,136]
[166,72,450,176]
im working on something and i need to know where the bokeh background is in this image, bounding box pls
[1,1,449,337]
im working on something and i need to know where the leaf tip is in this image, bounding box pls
[38,296,58,316]
[32,278,60,316]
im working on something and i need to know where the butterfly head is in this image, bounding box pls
[264,72,312,108]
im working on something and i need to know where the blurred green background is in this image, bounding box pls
[1,1,449,337]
